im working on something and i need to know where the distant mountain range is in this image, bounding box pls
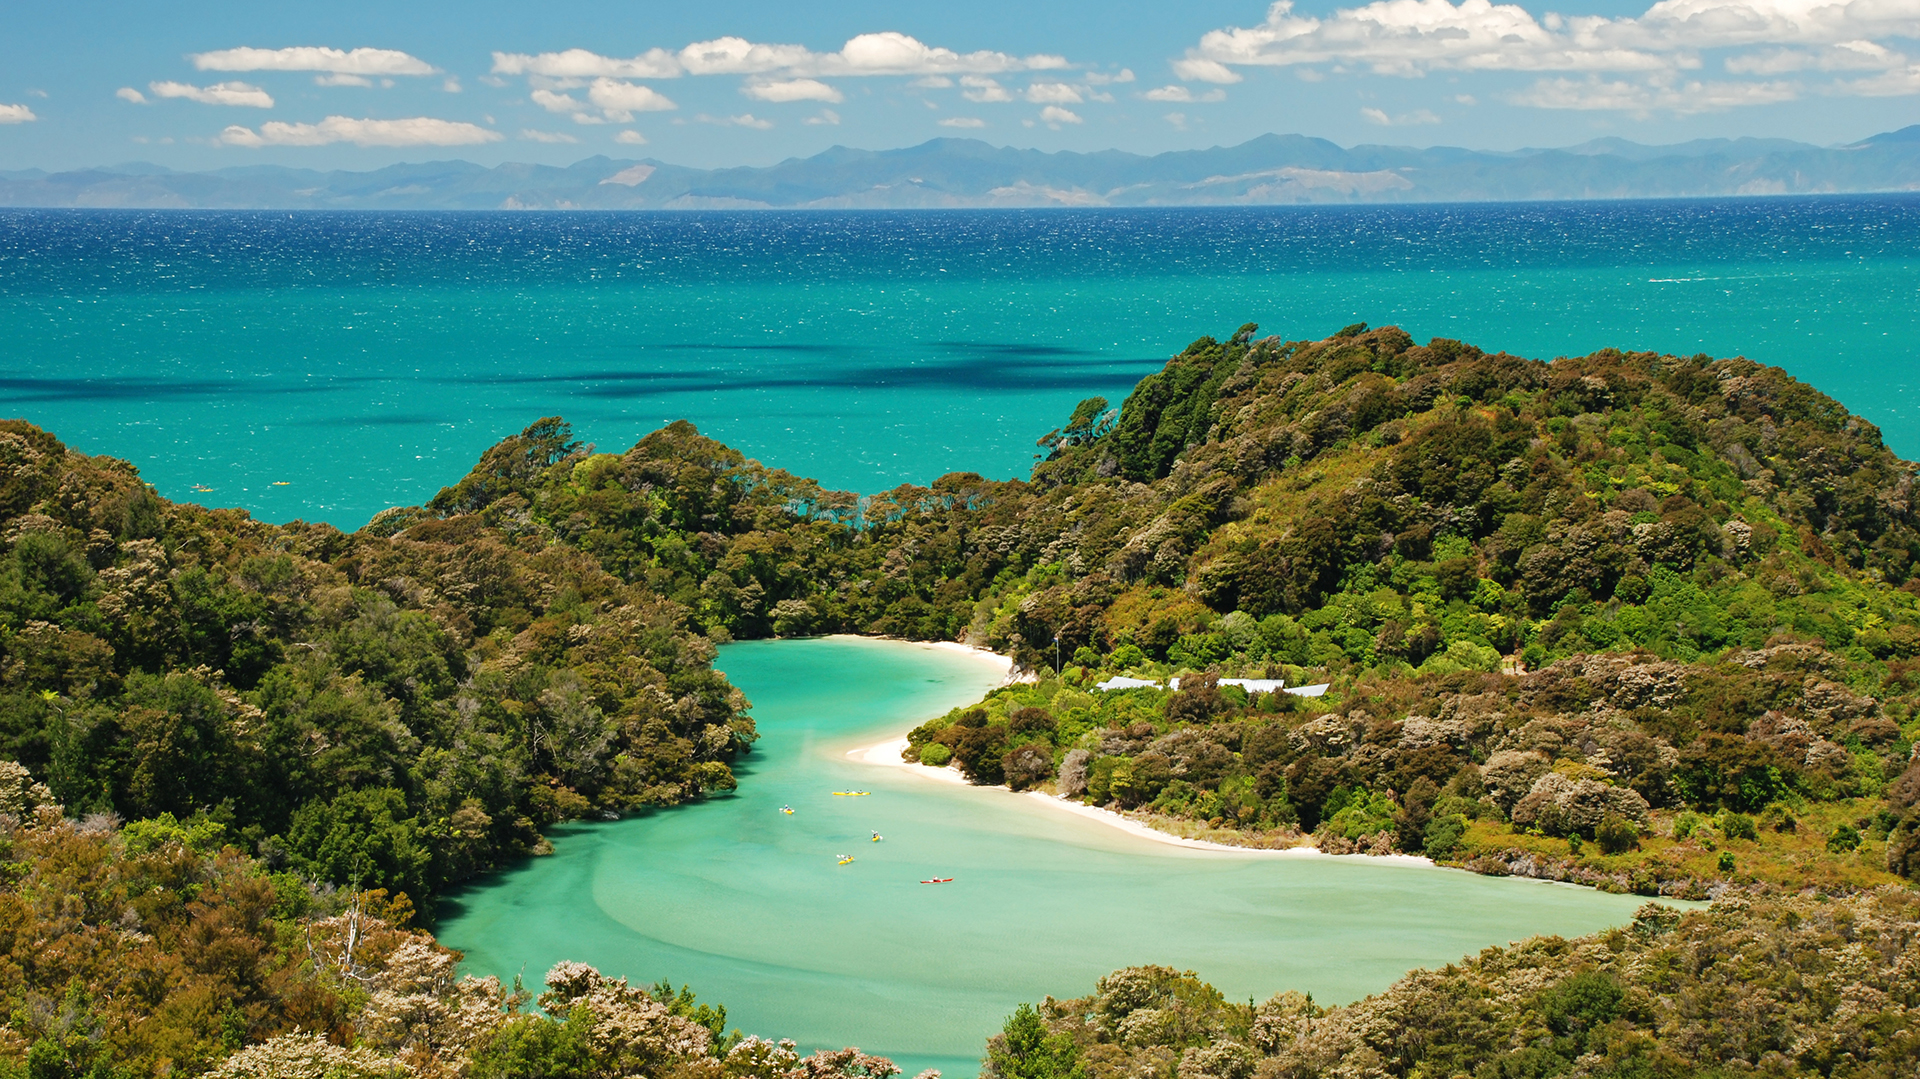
[5,128,1919,209]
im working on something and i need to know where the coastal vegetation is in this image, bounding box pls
[0,418,755,907]
[403,322,1920,897]
[983,891,1920,1079]
[5,317,1920,1074]
[0,798,908,1079]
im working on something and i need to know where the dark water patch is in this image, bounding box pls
[641,342,850,354]
[457,370,730,386]
[932,342,1105,357]
[0,374,237,401]
[564,357,1169,397]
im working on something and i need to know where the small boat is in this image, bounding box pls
[919,878,953,884]
[779,805,794,815]
[271,481,291,486]
[192,485,214,492]
[837,855,855,865]
[870,832,883,842]
[832,791,870,796]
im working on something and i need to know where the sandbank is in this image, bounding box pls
[822,633,1015,676]
[845,728,1436,867]
[836,636,1437,866]
[845,736,972,785]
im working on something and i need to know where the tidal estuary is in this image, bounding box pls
[436,637,1657,1076]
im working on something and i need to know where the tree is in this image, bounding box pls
[1595,813,1639,855]
[1003,745,1056,791]
[986,1003,1083,1079]
[285,787,430,901]
[1675,733,1791,812]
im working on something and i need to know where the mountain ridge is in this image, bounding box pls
[4,127,1920,209]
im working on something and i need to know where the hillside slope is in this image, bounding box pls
[406,324,1920,893]
[0,420,753,906]
[6,322,1920,1075]
[7,128,1920,208]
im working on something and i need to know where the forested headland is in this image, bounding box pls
[3,319,1919,1076]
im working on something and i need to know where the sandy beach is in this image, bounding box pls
[843,679,1435,867]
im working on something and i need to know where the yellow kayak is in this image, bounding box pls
[832,791,870,796]
[837,855,855,865]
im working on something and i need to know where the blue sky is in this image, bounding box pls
[3,1,1918,171]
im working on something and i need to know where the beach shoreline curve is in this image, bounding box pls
[841,682,1435,866]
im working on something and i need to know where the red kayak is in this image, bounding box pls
[919,878,954,884]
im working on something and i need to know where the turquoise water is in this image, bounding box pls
[436,637,1656,1076]
[3,200,1919,530]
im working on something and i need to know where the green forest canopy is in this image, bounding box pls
[4,320,1920,1077]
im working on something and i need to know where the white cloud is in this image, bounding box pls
[192,46,436,76]
[1025,82,1083,104]
[1142,85,1226,102]
[1175,0,1920,107]
[961,76,1014,102]
[615,129,648,144]
[0,104,36,124]
[687,31,1066,76]
[744,78,844,103]
[492,48,681,79]
[1179,0,1665,78]
[1627,0,1920,51]
[315,73,374,87]
[1839,62,1920,94]
[913,76,954,88]
[1508,74,1801,111]
[938,116,987,127]
[1726,40,1905,74]
[1361,105,1442,124]
[696,112,774,128]
[1086,69,1136,84]
[520,129,579,143]
[531,89,584,114]
[1165,111,1189,129]
[1179,0,1920,82]
[587,78,678,119]
[219,115,502,147]
[443,78,462,93]
[805,108,842,125]
[149,81,275,108]
[1039,105,1083,126]
[27,90,47,98]
[670,37,811,75]
[495,32,1067,81]
[116,87,148,104]
[1171,58,1242,84]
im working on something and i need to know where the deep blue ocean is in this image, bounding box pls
[3,198,1918,530]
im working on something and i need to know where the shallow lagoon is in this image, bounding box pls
[436,637,1657,1076]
